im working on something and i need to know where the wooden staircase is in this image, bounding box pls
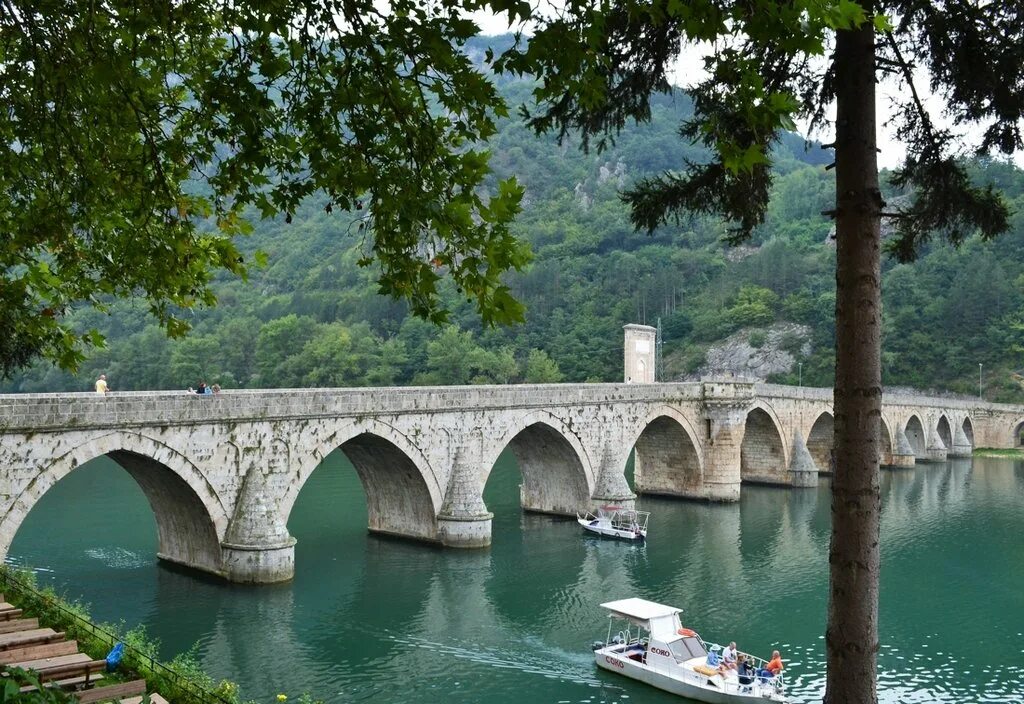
[0,595,169,702]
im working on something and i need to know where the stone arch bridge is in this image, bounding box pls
[1,382,1020,583]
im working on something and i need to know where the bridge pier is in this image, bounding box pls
[437,454,493,548]
[592,457,637,509]
[890,428,917,468]
[924,433,948,463]
[949,424,973,458]
[437,513,492,548]
[700,383,752,501]
[221,540,296,584]
[220,443,298,583]
[788,430,819,487]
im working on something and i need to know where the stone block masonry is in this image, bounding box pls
[0,381,1020,583]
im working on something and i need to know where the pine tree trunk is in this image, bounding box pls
[825,13,881,704]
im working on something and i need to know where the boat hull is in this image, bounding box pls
[595,649,785,704]
[577,518,645,541]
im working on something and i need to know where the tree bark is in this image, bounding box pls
[825,11,881,704]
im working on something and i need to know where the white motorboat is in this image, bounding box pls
[592,598,787,703]
[576,505,649,541]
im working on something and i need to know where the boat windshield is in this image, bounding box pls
[668,636,707,661]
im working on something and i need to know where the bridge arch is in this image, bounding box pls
[879,416,894,465]
[806,411,835,474]
[741,402,789,483]
[905,415,926,458]
[936,414,953,451]
[0,431,228,575]
[961,416,975,447]
[483,410,595,516]
[285,419,443,542]
[627,406,704,499]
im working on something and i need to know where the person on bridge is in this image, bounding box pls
[95,374,108,395]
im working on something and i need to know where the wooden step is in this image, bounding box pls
[76,680,147,703]
[31,658,106,684]
[11,651,92,671]
[120,694,169,704]
[0,618,39,634]
[0,628,64,651]
[0,640,79,665]
[0,609,24,622]
[18,672,104,693]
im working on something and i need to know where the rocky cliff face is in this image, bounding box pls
[683,322,812,381]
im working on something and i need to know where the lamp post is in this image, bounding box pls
[979,363,983,400]
[799,362,803,388]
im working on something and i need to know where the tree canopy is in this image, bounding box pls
[0,0,527,376]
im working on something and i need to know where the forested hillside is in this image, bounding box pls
[7,39,1024,401]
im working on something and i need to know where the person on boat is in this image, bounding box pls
[737,655,756,687]
[766,650,784,676]
[721,642,738,670]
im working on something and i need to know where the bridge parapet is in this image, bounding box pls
[0,383,705,432]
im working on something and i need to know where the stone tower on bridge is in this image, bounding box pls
[624,324,657,383]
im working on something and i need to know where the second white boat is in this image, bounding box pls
[576,505,649,541]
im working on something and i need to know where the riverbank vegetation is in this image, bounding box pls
[972,448,1024,458]
[0,567,242,703]
[4,38,1024,402]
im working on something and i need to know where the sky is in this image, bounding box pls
[469,11,1020,170]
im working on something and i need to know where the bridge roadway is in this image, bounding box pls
[1,381,1021,583]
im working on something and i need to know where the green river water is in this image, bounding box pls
[8,453,1024,704]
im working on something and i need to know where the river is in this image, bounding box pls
[8,453,1023,703]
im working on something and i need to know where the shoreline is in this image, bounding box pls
[973,448,1024,458]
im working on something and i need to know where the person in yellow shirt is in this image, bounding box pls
[95,374,109,395]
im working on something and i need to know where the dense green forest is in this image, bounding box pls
[6,40,1024,401]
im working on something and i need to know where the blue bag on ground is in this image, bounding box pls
[106,642,124,671]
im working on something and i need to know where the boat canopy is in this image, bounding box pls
[601,598,680,622]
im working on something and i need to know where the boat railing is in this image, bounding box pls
[609,510,650,532]
[705,643,786,692]
[707,674,785,697]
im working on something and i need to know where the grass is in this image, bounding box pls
[972,447,1024,458]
